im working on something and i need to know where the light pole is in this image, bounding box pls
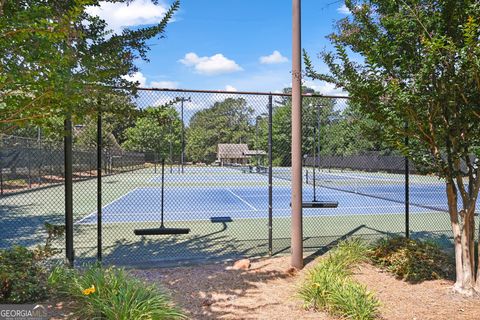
[177,97,191,174]
[169,116,173,174]
[316,105,322,174]
[255,115,263,167]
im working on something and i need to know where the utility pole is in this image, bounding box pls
[291,0,303,269]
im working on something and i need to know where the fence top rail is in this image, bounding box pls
[117,86,351,99]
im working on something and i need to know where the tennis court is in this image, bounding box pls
[0,161,460,266]
[0,90,467,267]
[76,166,453,225]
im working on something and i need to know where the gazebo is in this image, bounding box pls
[216,144,266,166]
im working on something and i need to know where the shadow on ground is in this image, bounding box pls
[0,204,64,248]
[132,258,293,319]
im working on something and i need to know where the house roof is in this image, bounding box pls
[217,144,249,158]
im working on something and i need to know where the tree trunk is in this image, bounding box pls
[476,223,480,290]
[460,212,475,294]
[446,182,476,295]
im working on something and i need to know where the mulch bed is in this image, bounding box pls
[45,254,480,319]
[132,255,480,320]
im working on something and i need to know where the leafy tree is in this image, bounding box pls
[267,87,338,165]
[323,102,393,156]
[75,119,121,154]
[122,105,181,161]
[305,0,480,294]
[1,116,65,144]
[90,93,140,144]
[0,0,179,126]
[186,98,254,163]
[2,92,139,152]
[0,0,76,125]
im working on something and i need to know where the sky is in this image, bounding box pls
[87,0,352,95]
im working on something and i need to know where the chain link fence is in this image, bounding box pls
[0,88,454,266]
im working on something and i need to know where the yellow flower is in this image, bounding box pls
[82,285,96,295]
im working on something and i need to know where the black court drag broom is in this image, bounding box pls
[134,159,190,235]
[302,116,338,209]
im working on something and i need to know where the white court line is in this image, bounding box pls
[80,203,426,219]
[226,188,258,211]
[75,185,449,225]
[240,190,446,199]
[75,188,140,224]
[77,208,440,225]
[77,188,262,225]
[314,171,402,182]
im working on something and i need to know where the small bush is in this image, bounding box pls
[369,237,454,282]
[0,246,48,303]
[0,222,63,304]
[49,264,185,320]
[299,238,379,320]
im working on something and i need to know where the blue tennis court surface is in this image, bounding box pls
[77,182,456,224]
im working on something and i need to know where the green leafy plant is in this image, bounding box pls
[299,238,379,320]
[34,222,65,261]
[369,237,455,282]
[304,0,480,295]
[0,222,64,303]
[49,264,185,320]
[0,246,48,303]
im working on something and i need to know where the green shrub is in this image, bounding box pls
[0,222,64,304]
[34,222,65,261]
[0,246,48,303]
[49,264,185,320]
[369,237,455,282]
[299,238,379,320]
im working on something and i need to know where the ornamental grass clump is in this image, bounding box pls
[299,238,379,320]
[369,237,455,282]
[49,264,184,320]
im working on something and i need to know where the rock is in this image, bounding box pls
[226,259,251,270]
[201,299,213,307]
[285,267,298,276]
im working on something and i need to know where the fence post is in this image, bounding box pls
[89,152,92,177]
[405,122,410,238]
[180,98,185,174]
[268,94,273,256]
[154,153,157,174]
[0,153,3,196]
[27,146,32,188]
[64,115,74,267]
[97,112,103,262]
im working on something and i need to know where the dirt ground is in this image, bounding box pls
[132,255,480,320]
[46,254,480,319]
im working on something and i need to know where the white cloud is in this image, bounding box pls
[122,71,147,87]
[86,0,171,35]
[337,4,351,15]
[179,52,243,75]
[122,72,179,89]
[259,50,288,64]
[304,80,348,96]
[150,81,179,89]
[225,85,237,92]
[151,96,179,107]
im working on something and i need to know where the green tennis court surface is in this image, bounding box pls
[0,166,456,266]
